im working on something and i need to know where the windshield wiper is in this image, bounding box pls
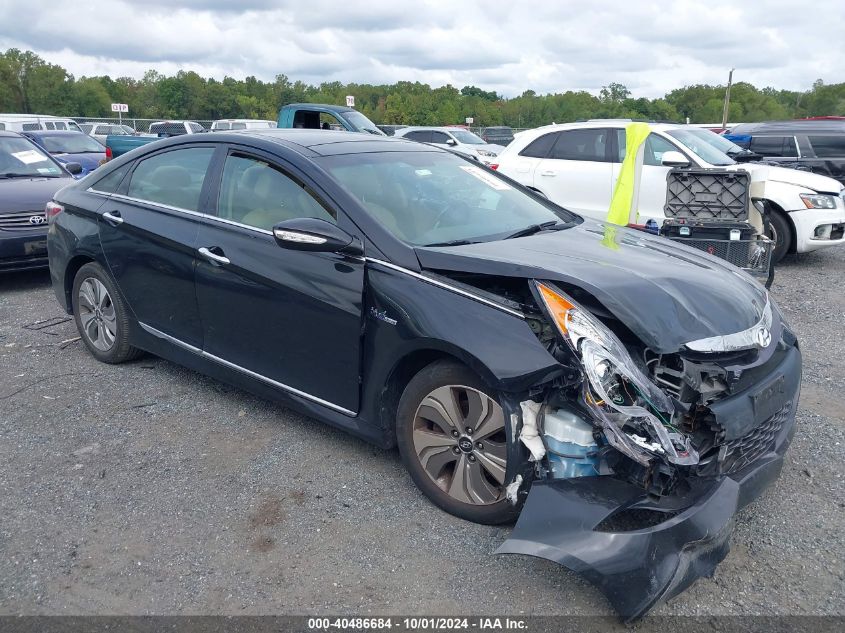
[502,220,573,240]
[0,172,38,179]
[425,238,478,247]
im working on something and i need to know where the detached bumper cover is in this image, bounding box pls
[496,394,799,621]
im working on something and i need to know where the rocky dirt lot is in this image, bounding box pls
[0,249,843,620]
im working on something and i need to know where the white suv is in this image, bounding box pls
[495,121,845,262]
[394,126,504,165]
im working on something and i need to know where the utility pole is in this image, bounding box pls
[721,68,734,129]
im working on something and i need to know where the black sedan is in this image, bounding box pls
[0,131,81,272]
[46,130,801,620]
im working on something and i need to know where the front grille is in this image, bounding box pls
[717,401,792,474]
[0,211,48,231]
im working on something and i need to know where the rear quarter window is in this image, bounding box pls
[90,163,132,194]
[519,132,558,158]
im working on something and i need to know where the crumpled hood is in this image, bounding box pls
[0,177,71,214]
[415,221,768,353]
[730,162,842,193]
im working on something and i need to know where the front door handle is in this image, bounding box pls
[198,246,230,266]
[540,170,556,177]
[102,210,124,225]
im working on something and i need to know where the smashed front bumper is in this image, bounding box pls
[496,385,799,621]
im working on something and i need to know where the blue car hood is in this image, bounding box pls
[55,152,105,170]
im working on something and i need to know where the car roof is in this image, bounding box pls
[397,126,458,133]
[23,130,87,137]
[152,129,443,157]
[730,120,845,134]
[286,103,355,113]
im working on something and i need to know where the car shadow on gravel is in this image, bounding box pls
[0,269,51,292]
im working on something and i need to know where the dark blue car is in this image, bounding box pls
[22,130,106,179]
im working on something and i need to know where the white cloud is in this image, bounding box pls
[0,0,841,97]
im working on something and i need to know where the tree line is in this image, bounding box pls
[1,48,843,127]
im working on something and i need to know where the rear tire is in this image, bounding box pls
[768,210,792,264]
[72,262,142,364]
[396,360,518,525]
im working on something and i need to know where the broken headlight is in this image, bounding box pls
[535,282,698,466]
[535,282,672,416]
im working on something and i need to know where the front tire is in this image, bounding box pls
[768,210,792,264]
[72,262,142,364]
[396,361,518,525]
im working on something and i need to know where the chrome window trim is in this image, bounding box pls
[85,189,274,236]
[366,258,524,319]
[138,322,356,416]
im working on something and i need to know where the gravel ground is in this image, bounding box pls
[0,249,843,620]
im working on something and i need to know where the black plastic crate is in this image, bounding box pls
[665,169,749,221]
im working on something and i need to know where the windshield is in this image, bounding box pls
[322,151,576,246]
[666,128,736,166]
[39,134,104,154]
[450,130,486,144]
[0,136,63,177]
[343,111,385,135]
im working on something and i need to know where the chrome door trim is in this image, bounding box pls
[138,322,356,417]
[365,258,524,319]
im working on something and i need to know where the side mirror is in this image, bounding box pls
[660,151,690,168]
[446,138,458,146]
[272,217,363,256]
[64,162,83,176]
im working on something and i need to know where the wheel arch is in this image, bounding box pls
[62,254,97,313]
[766,199,797,254]
[375,346,496,443]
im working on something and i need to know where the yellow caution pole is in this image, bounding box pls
[608,122,651,226]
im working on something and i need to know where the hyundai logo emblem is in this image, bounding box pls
[28,215,46,225]
[754,326,772,349]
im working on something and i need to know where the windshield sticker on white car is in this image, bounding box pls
[460,165,512,190]
[12,150,47,165]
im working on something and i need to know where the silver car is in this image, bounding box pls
[394,126,505,165]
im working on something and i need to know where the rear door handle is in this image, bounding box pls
[198,246,230,266]
[102,210,124,225]
[540,170,556,177]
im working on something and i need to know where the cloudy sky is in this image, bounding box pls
[1,0,842,97]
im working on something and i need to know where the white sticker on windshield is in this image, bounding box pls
[459,165,511,190]
[11,150,47,165]
[37,167,58,174]
[415,169,432,177]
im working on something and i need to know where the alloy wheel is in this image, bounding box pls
[77,277,117,351]
[412,385,507,505]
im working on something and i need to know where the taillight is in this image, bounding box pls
[489,164,499,170]
[105,146,113,160]
[45,201,64,223]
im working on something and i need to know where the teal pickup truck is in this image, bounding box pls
[277,103,385,135]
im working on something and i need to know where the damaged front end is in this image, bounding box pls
[495,280,801,620]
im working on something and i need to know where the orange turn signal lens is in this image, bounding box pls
[536,282,575,334]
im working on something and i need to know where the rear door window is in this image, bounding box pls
[549,128,611,162]
[91,163,132,194]
[127,147,215,211]
[808,136,845,158]
[749,136,798,157]
[231,122,247,130]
